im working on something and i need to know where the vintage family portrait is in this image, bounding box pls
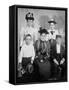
[17,7,67,84]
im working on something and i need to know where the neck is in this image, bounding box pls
[40,39,45,42]
[57,43,61,45]
[50,27,55,30]
[26,43,30,46]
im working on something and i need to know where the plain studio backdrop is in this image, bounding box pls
[0,0,69,90]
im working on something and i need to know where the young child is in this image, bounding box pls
[18,34,35,74]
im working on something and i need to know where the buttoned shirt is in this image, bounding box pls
[56,44,61,54]
[18,43,35,63]
[48,29,59,40]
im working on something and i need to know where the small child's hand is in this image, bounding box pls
[53,59,59,65]
[60,58,65,65]
[40,59,43,62]
[31,60,33,64]
[18,63,22,71]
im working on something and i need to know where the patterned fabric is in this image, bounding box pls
[35,40,50,58]
[34,40,51,79]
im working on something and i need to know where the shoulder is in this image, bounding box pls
[51,41,56,48]
[46,41,50,47]
[20,27,26,34]
[21,26,26,31]
[30,44,34,49]
[35,40,40,44]
[61,44,65,50]
[55,29,59,33]
[46,40,50,44]
[34,40,40,47]
[22,44,26,49]
[32,27,38,33]
[47,29,51,33]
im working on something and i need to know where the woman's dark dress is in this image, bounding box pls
[35,40,51,80]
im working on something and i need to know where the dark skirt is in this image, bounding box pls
[35,58,51,80]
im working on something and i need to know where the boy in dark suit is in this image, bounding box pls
[50,35,66,80]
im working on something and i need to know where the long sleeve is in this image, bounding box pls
[31,46,35,61]
[46,41,50,57]
[18,47,23,63]
[61,45,65,59]
[34,29,39,41]
[20,27,25,47]
[50,44,56,59]
[34,40,40,56]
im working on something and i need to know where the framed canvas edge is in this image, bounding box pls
[9,5,68,85]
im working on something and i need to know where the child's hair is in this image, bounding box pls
[24,34,32,40]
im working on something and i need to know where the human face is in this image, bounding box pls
[40,33,46,41]
[25,36,32,45]
[56,37,62,45]
[27,20,33,27]
[50,23,55,30]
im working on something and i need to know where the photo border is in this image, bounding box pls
[14,5,68,85]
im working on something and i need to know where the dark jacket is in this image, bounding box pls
[50,41,65,63]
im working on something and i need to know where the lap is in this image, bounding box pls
[35,57,51,79]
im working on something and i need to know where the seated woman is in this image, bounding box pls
[34,28,51,81]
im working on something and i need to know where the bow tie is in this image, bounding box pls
[50,31,55,35]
